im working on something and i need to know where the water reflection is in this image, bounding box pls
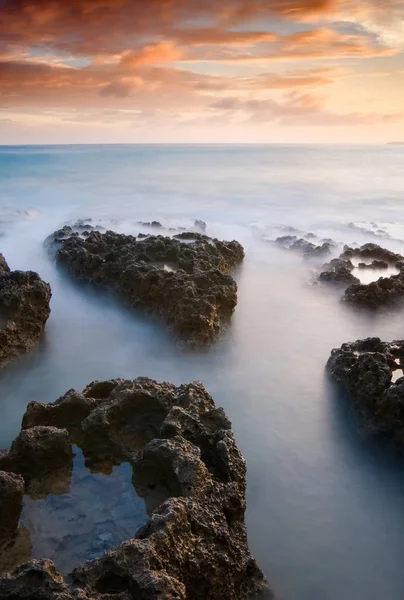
[20,446,148,575]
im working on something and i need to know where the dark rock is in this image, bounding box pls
[173,231,211,241]
[0,255,51,368]
[0,426,74,499]
[319,258,360,286]
[341,243,403,264]
[0,559,85,599]
[357,260,389,269]
[47,229,244,345]
[194,220,207,232]
[276,236,332,259]
[0,472,24,550]
[327,338,404,442]
[344,273,404,308]
[1,378,271,599]
[139,221,163,228]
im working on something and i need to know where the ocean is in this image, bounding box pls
[1,143,404,598]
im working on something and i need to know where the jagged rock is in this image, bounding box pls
[0,559,88,599]
[357,260,389,269]
[139,221,162,228]
[194,220,207,232]
[0,255,51,368]
[0,426,73,499]
[47,229,244,345]
[341,243,403,264]
[318,258,360,286]
[0,472,24,551]
[0,378,271,599]
[327,338,404,443]
[275,236,332,259]
[344,273,404,308]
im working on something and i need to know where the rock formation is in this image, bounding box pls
[327,337,404,443]
[0,378,271,600]
[47,228,244,345]
[317,243,404,308]
[0,254,51,367]
[318,258,360,286]
[275,235,333,259]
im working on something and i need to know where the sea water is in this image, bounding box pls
[1,144,404,598]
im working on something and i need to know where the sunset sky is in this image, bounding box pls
[1,0,403,143]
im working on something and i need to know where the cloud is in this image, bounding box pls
[209,91,404,126]
[0,0,403,141]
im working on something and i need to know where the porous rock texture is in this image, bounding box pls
[0,471,24,550]
[275,235,333,259]
[0,378,271,600]
[0,254,51,367]
[318,258,360,287]
[327,337,404,443]
[47,227,244,345]
[344,273,404,309]
[318,243,404,308]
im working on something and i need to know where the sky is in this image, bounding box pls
[0,0,404,144]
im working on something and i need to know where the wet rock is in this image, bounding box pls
[47,229,244,345]
[276,236,332,259]
[139,221,163,228]
[0,472,24,550]
[344,273,404,309]
[341,243,403,264]
[327,338,404,442]
[1,378,271,599]
[318,258,360,286]
[0,256,51,368]
[0,559,85,599]
[194,219,207,232]
[357,260,389,269]
[0,426,74,498]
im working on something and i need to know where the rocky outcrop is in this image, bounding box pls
[276,236,333,259]
[47,228,244,345]
[0,426,74,499]
[0,472,24,551]
[0,255,51,367]
[327,337,404,443]
[344,273,404,309]
[0,378,270,599]
[318,258,360,287]
[357,260,389,270]
[340,243,403,265]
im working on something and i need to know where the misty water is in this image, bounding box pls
[1,144,404,598]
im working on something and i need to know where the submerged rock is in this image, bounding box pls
[47,229,244,345]
[327,338,404,443]
[0,254,51,367]
[0,378,271,599]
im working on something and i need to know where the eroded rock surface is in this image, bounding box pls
[0,426,74,499]
[327,337,404,442]
[0,378,270,599]
[318,258,360,286]
[344,273,404,308]
[0,254,51,367]
[340,243,403,265]
[47,228,244,345]
[276,235,333,259]
[0,471,24,550]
